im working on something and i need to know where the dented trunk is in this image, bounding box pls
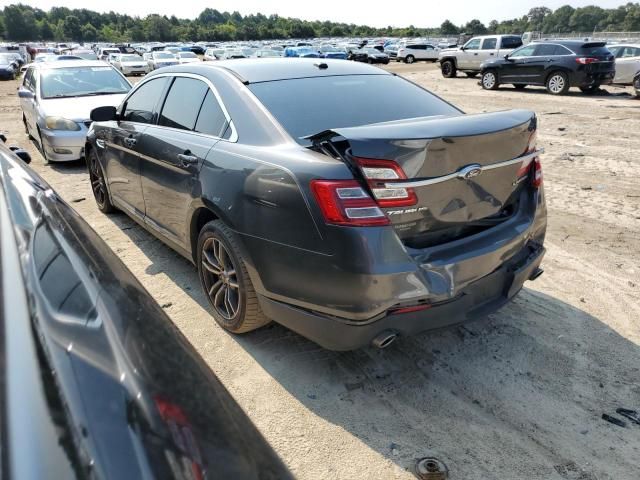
[310,109,541,247]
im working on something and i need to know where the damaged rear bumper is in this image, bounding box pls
[259,242,545,351]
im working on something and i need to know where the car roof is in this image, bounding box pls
[168,58,391,84]
[32,60,113,70]
[541,40,606,48]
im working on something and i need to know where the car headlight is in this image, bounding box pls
[45,116,81,131]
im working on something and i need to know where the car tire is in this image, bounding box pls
[405,55,415,64]
[23,114,32,140]
[441,59,456,78]
[514,84,527,90]
[465,72,478,78]
[579,84,600,94]
[481,70,499,90]
[546,71,570,95]
[36,127,49,165]
[88,148,116,213]
[197,220,270,334]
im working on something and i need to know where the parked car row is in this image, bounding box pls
[438,34,639,96]
[0,137,293,479]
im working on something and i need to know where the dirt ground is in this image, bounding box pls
[2,62,639,480]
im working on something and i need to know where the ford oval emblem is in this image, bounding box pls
[457,164,483,180]
[464,167,482,179]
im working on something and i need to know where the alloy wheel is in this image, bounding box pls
[89,153,107,207]
[442,62,451,75]
[482,72,496,89]
[548,74,565,94]
[201,238,240,320]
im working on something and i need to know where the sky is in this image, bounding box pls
[3,0,629,28]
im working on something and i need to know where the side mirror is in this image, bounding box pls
[460,46,466,51]
[9,147,31,164]
[17,89,34,99]
[504,54,511,60]
[0,134,6,143]
[90,105,118,122]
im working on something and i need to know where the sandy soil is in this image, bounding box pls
[1,62,639,480]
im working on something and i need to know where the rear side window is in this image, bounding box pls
[194,90,229,138]
[501,37,523,49]
[249,74,460,144]
[481,38,497,50]
[122,77,169,124]
[621,46,640,57]
[23,68,33,90]
[159,77,208,130]
[533,44,557,56]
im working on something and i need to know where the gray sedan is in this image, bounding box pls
[18,60,131,163]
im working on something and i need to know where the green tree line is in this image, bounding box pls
[1,3,640,43]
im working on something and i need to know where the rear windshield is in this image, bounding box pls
[249,74,460,144]
[582,46,612,56]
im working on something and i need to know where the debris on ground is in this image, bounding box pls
[413,457,448,480]
[601,413,626,428]
[616,408,640,425]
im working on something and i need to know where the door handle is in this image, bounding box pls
[177,153,198,166]
[474,53,478,56]
[490,53,494,55]
[123,137,136,147]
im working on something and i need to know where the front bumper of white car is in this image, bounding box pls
[39,123,89,161]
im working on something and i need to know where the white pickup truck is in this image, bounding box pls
[438,35,523,78]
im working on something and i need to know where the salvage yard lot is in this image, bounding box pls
[2,62,639,479]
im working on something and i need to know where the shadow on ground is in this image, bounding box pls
[98,207,640,479]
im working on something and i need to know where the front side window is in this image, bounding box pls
[159,77,208,131]
[622,46,640,58]
[464,39,481,50]
[481,38,497,50]
[510,45,536,58]
[122,77,169,124]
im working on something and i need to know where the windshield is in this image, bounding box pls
[40,66,131,99]
[103,49,119,55]
[73,52,98,60]
[155,52,174,59]
[121,55,141,61]
[249,74,460,144]
[180,52,197,58]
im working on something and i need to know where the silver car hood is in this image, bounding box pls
[39,94,127,122]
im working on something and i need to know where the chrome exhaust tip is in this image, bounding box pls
[529,267,544,281]
[371,331,398,349]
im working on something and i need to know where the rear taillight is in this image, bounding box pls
[532,157,543,188]
[354,157,418,207]
[310,179,390,226]
[575,57,599,65]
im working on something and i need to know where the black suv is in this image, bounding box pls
[480,41,615,95]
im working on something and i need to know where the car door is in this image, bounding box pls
[614,46,640,84]
[425,44,438,60]
[498,44,538,83]
[138,75,228,249]
[104,76,170,219]
[19,68,36,132]
[458,38,481,69]
[477,37,498,67]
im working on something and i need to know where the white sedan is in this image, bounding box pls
[18,61,131,163]
[112,54,149,76]
[607,44,640,85]
[176,51,201,64]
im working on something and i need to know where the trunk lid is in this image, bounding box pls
[309,109,540,247]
